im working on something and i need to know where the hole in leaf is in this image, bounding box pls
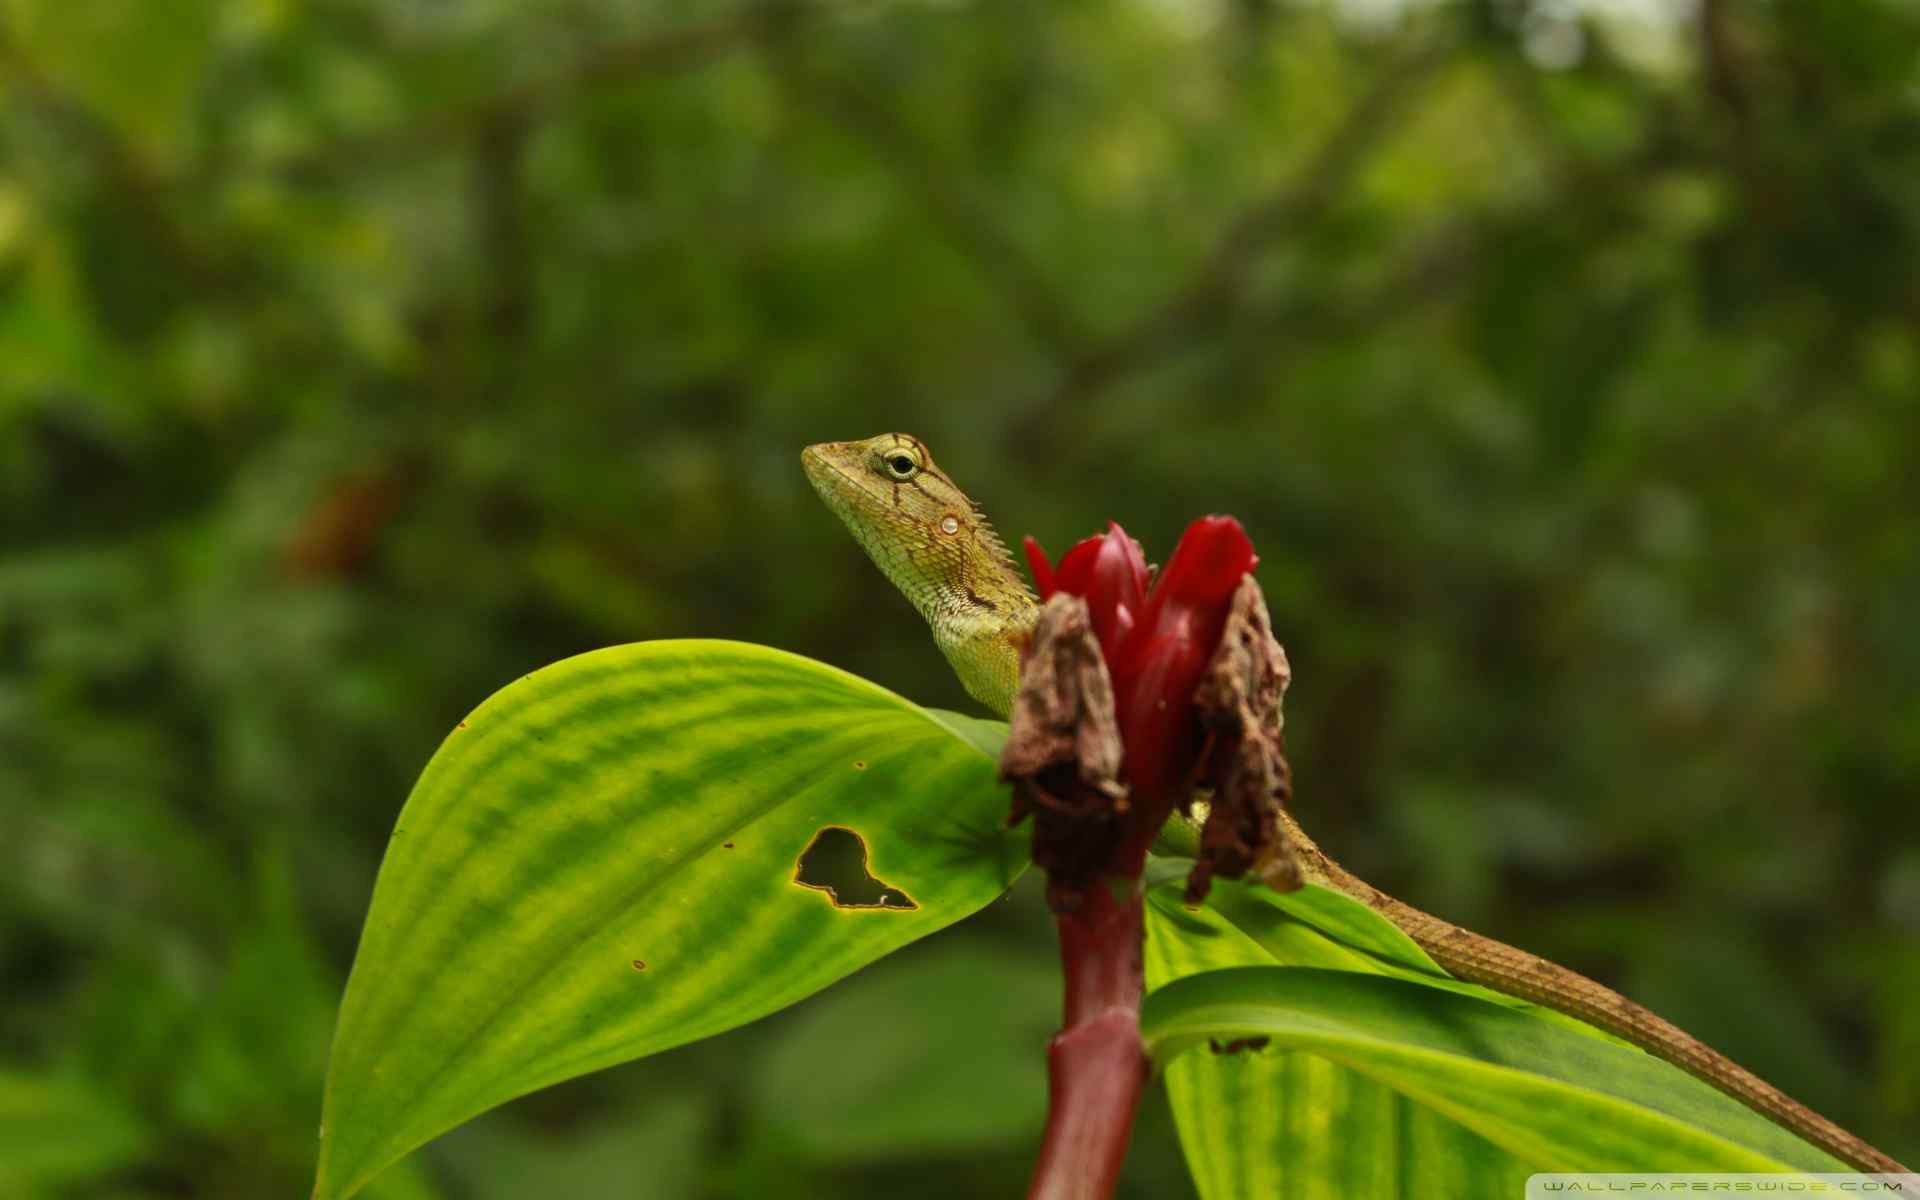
[1207,1036,1270,1056]
[794,826,917,911]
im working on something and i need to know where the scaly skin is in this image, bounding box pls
[804,430,1910,1176]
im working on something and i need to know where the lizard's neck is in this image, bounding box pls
[841,506,1034,613]
[842,505,1035,716]
[928,590,1035,719]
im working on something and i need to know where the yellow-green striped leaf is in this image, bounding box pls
[1143,880,1844,1198]
[314,641,1025,1200]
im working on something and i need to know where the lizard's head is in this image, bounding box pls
[802,433,970,531]
[801,433,1033,618]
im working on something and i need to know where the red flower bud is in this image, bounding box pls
[1024,516,1258,801]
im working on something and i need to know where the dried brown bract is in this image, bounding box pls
[1185,576,1301,904]
[998,593,1129,908]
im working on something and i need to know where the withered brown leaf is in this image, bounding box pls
[998,593,1130,907]
[1186,575,1301,904]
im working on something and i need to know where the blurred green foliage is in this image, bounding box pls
[3,0,1919,1195]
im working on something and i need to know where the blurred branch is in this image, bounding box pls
[283,466,418,580]
[1700,0,1753,131]
[779,65,1088,356]
[1042,34,1452,413]
[1487,26,1679,191]
[475,109,534,381]
[1326,218,1482,330]
[1235,125,1696,354]
[1698,0,1775,226]
[276,8,790,180]
[0,27,239,292]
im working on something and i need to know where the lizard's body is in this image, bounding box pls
[803,432,1906,1176]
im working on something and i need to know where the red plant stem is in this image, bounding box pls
[1026,878,1150,1200]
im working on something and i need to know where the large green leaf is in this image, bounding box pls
[314,641,1025,1200]
[1142,880,1844,1198]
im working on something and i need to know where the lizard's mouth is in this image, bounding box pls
[800,446,870,510]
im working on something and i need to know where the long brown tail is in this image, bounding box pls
[1277,811,1910,1175]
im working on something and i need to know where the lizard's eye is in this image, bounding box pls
[883,454,919,480]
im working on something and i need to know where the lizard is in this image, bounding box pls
[802,430,1910,1176]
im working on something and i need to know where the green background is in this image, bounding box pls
[4,0,1919,1195]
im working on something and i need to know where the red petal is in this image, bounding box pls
[1112,631,1205,795]
[1160,515,1257,604]
[1081,524,1148,659]
[1133,516,1255,644]
[1051,535,1107,599]
[1103,522,1151,602]
[1112,516,1258,798]
[1023,536,1057,600]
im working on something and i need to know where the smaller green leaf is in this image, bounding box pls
[6,0,217,162]
[1153,873,1632,1038]
[0,1070,150,1196]
[1176,875,1446,976]
[749,939,1056,1162]
[1141,966,1846,1175]
[1148,874,1626,1198]
[433,1097,708,1200]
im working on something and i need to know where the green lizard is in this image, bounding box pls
[803,431,1908,1176]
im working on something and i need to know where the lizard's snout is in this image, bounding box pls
[799,442,840,471]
